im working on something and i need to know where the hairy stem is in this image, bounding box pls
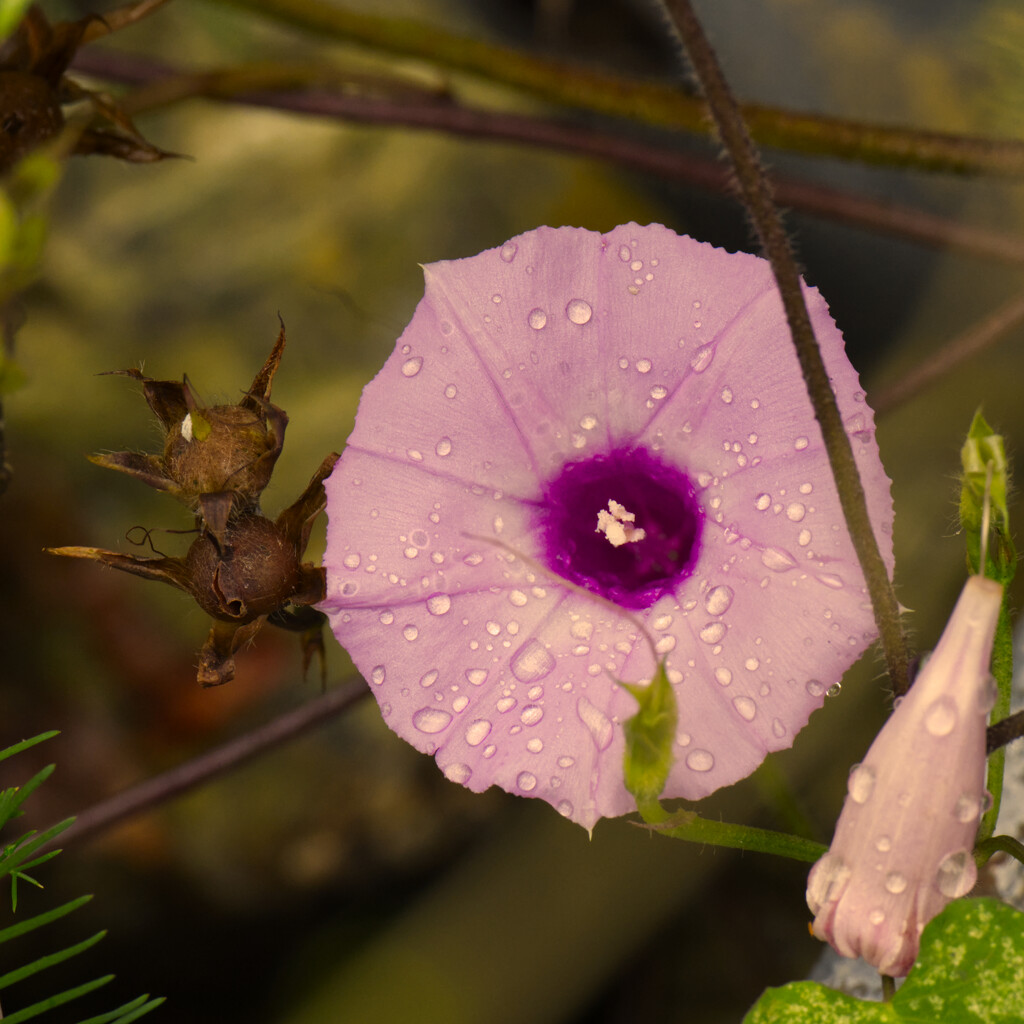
[663,0,909,694]
[51,677,368,848]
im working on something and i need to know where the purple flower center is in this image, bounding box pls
[534,446,704,610]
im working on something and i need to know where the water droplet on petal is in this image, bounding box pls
[343,553,360,569]
[794,436,809,451]
[370,665,386,685]
[762,547,797,572]
[868,908,885,926]
[847,763,876,804]
[566,299,592,324]
[403,624,419,641]
[576,696,613,751]
[413,707,452,733]
[528,308,548,330]
[732,696,756,720]
[636,358,652,373]
[444,383,458,399]
[807,853,850,913]
[465,719,492,746]
[715,667,732,686]
[826,682,842,698]
[401,356,423,377]
[875,835,892,853]
[806,680,825,697]
[419,669,438,688]
[936,850,977,898]
[426,593,452,616]
[704,585,734,615]
[699,622,726,644]
[786,503,806,522]
[954,793,981,823]
[517,771,538,792]
[690,345,714,373]
[884,871,908,894]
[444,762,472,783]
[816,573,845,589]
[500,241,518,262]
[435,437,452,457]
[520,705,543,726]
[465,668,487,686]
[511,639,556,682]
[924,696,957,737]
[755,493,772,511]
[685,749,714,772]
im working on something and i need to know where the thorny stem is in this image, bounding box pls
[48,676,368,849]
[213,0,1024,177]
[663,0,910,695]
[75,49,1024,268]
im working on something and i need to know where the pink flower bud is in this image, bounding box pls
[807,575,1002,976]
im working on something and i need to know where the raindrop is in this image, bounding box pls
[496,696,516,713]
[826,682,842,698]
[403,624,419,641]
[636,358,652,373]
[699,622,726,644]
[379,611,394,626]
[580,414,598,430]
[847,763,876,804]
[342,553,360,569]
[526,737,543,753]
[884,871,908,894]
[370,665,386,685]
[412,707,452,733]
[465,668,487,686]
[465,719,491,746]
[558,755,576,768]
[937,852,978,898]
[953,793,981,823]
[571,620,594,641]
[452,695,469,713]
[816,573,844,589]
[650,385,668,400]
[755,493,771,511]
[444,384,458,399]
[745,657,759,671]
[761,547,797,572]
[419,669,438,688]
[511,639,556,682]
[444,763,472,783]
[868,908,885,926]
[798,529,812,547]
[785,503,806,522]
[704,585,734,615]
[690,345,714,373]
[875,835,892,853]
[652,614,673,631]
[655,635,676,654]
[426,594,452,616]
[412,530,429,548]
[794,436,809,451]
[715,667,732,687]
[463,552,484,566]
[732,696,756,721]
[517,771,538,792]
[500,241,518,262]
[401,356,423,377]
[528,308,548,330]
[566,299,593,324]
[557,800,573,817]
[685,749,715,772]
[806,853,850,913]
[508,590,528,607]
[720,386,733,404]
[924,696,957,737]
[485,621,501,636]
[520,705,544,726]
[806,680,825,697]
[435,437,453,457]
[576,696,613,750]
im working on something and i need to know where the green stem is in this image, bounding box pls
[975,833,1024,868]
[663,0,909,695]
[215,0,1024,176]
[641,809,827,863]
[978,598,1014,842]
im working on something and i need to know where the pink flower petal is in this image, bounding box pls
[321,223,894,829]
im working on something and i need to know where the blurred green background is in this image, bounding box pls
[3,0,1024,1021]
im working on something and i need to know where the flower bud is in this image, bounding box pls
[807,574,1001,976]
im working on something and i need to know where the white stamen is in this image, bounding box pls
[596,500,647,547]
[181,413,193,441]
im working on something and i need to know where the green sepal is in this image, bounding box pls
[618,659,677,818]
[743,898,1024,1023]
[188,409,212,441]
[960,409,1015,584]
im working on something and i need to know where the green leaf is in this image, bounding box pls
[0,931,107,990]
[743,898,1024,1023]
[0,895,93,945]
[77,994,167,1024]
[0,974,114,1023]
[618,659,677,818]
[0,733,59,764]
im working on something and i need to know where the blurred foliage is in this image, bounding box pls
[1,0,1023,1022]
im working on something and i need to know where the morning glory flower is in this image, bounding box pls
[321,223,893,829]
[807,574,1001,976]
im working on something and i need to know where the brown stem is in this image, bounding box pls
[50,675,368,848]
[70,50,1024,267]
[988,709,1024,755]
[662,0,910,694]
[873,289,1024,415]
